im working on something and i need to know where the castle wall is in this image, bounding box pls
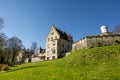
[72,34,120,51]
[72,38,87,51]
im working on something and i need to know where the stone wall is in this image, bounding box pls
[72,34,120,51]
[31,57,42,62]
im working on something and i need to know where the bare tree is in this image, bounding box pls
[0,17,5,49]
[0,17,8,71]
[113,24,120,34]
[30,42,37,54]
[0,17,6,51]
[0,19,3,28]
[7,36,23,66]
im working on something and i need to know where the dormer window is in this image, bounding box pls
[51,32,54,35]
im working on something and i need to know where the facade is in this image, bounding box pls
[45,25,73,60]
[37,47,46,61]
[25,48,46,63]
[72,25,120,51]
[23,50,34,63]
[16,51,23,64]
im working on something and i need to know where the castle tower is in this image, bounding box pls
[100,25,108,33]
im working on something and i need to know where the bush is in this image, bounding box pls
[0,64,9,71]
[96,42,102,47]
[3,65,9,71]
[114,39,120,44]
[89,46,93,48]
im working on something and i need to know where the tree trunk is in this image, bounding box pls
[0,64,2,71]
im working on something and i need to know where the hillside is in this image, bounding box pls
[0,45,120,80]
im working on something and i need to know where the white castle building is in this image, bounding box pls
[45,25,73,60]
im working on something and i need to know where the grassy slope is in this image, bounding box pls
[0,45,120,80]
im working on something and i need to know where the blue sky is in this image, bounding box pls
[0,0,120,48]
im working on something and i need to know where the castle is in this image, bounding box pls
[45,25,73,60]
[17,25,120,62]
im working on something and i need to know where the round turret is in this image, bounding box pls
[100,25,108,33]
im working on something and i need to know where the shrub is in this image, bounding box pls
[0,64,9,71]
[3,65,9,71]
[114,39,120,44]
[89,46,93,48]
[96,42,102,47]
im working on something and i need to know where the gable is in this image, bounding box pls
[46,25,73,42]
[46,25,60,41]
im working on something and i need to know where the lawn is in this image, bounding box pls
[0,45,120,80]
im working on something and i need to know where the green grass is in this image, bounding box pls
[0,45,120,80]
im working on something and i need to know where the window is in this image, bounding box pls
[53,40,55,46]
[52,56,55,59]
[65,50,67,52]
[47,57,49,60]
[52,48,55,54]
[51,37,53,41]
[48,38,50,41]
[53,44,55,46]
[53,49,55,54]
[51,32,54,35]
[58,50,59,53]
[55,36,57,39]
[40,56,45,60]
[47,51,50,56]
[62,44,64,47]
[47,44,50,48]
[68,45,69,49]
